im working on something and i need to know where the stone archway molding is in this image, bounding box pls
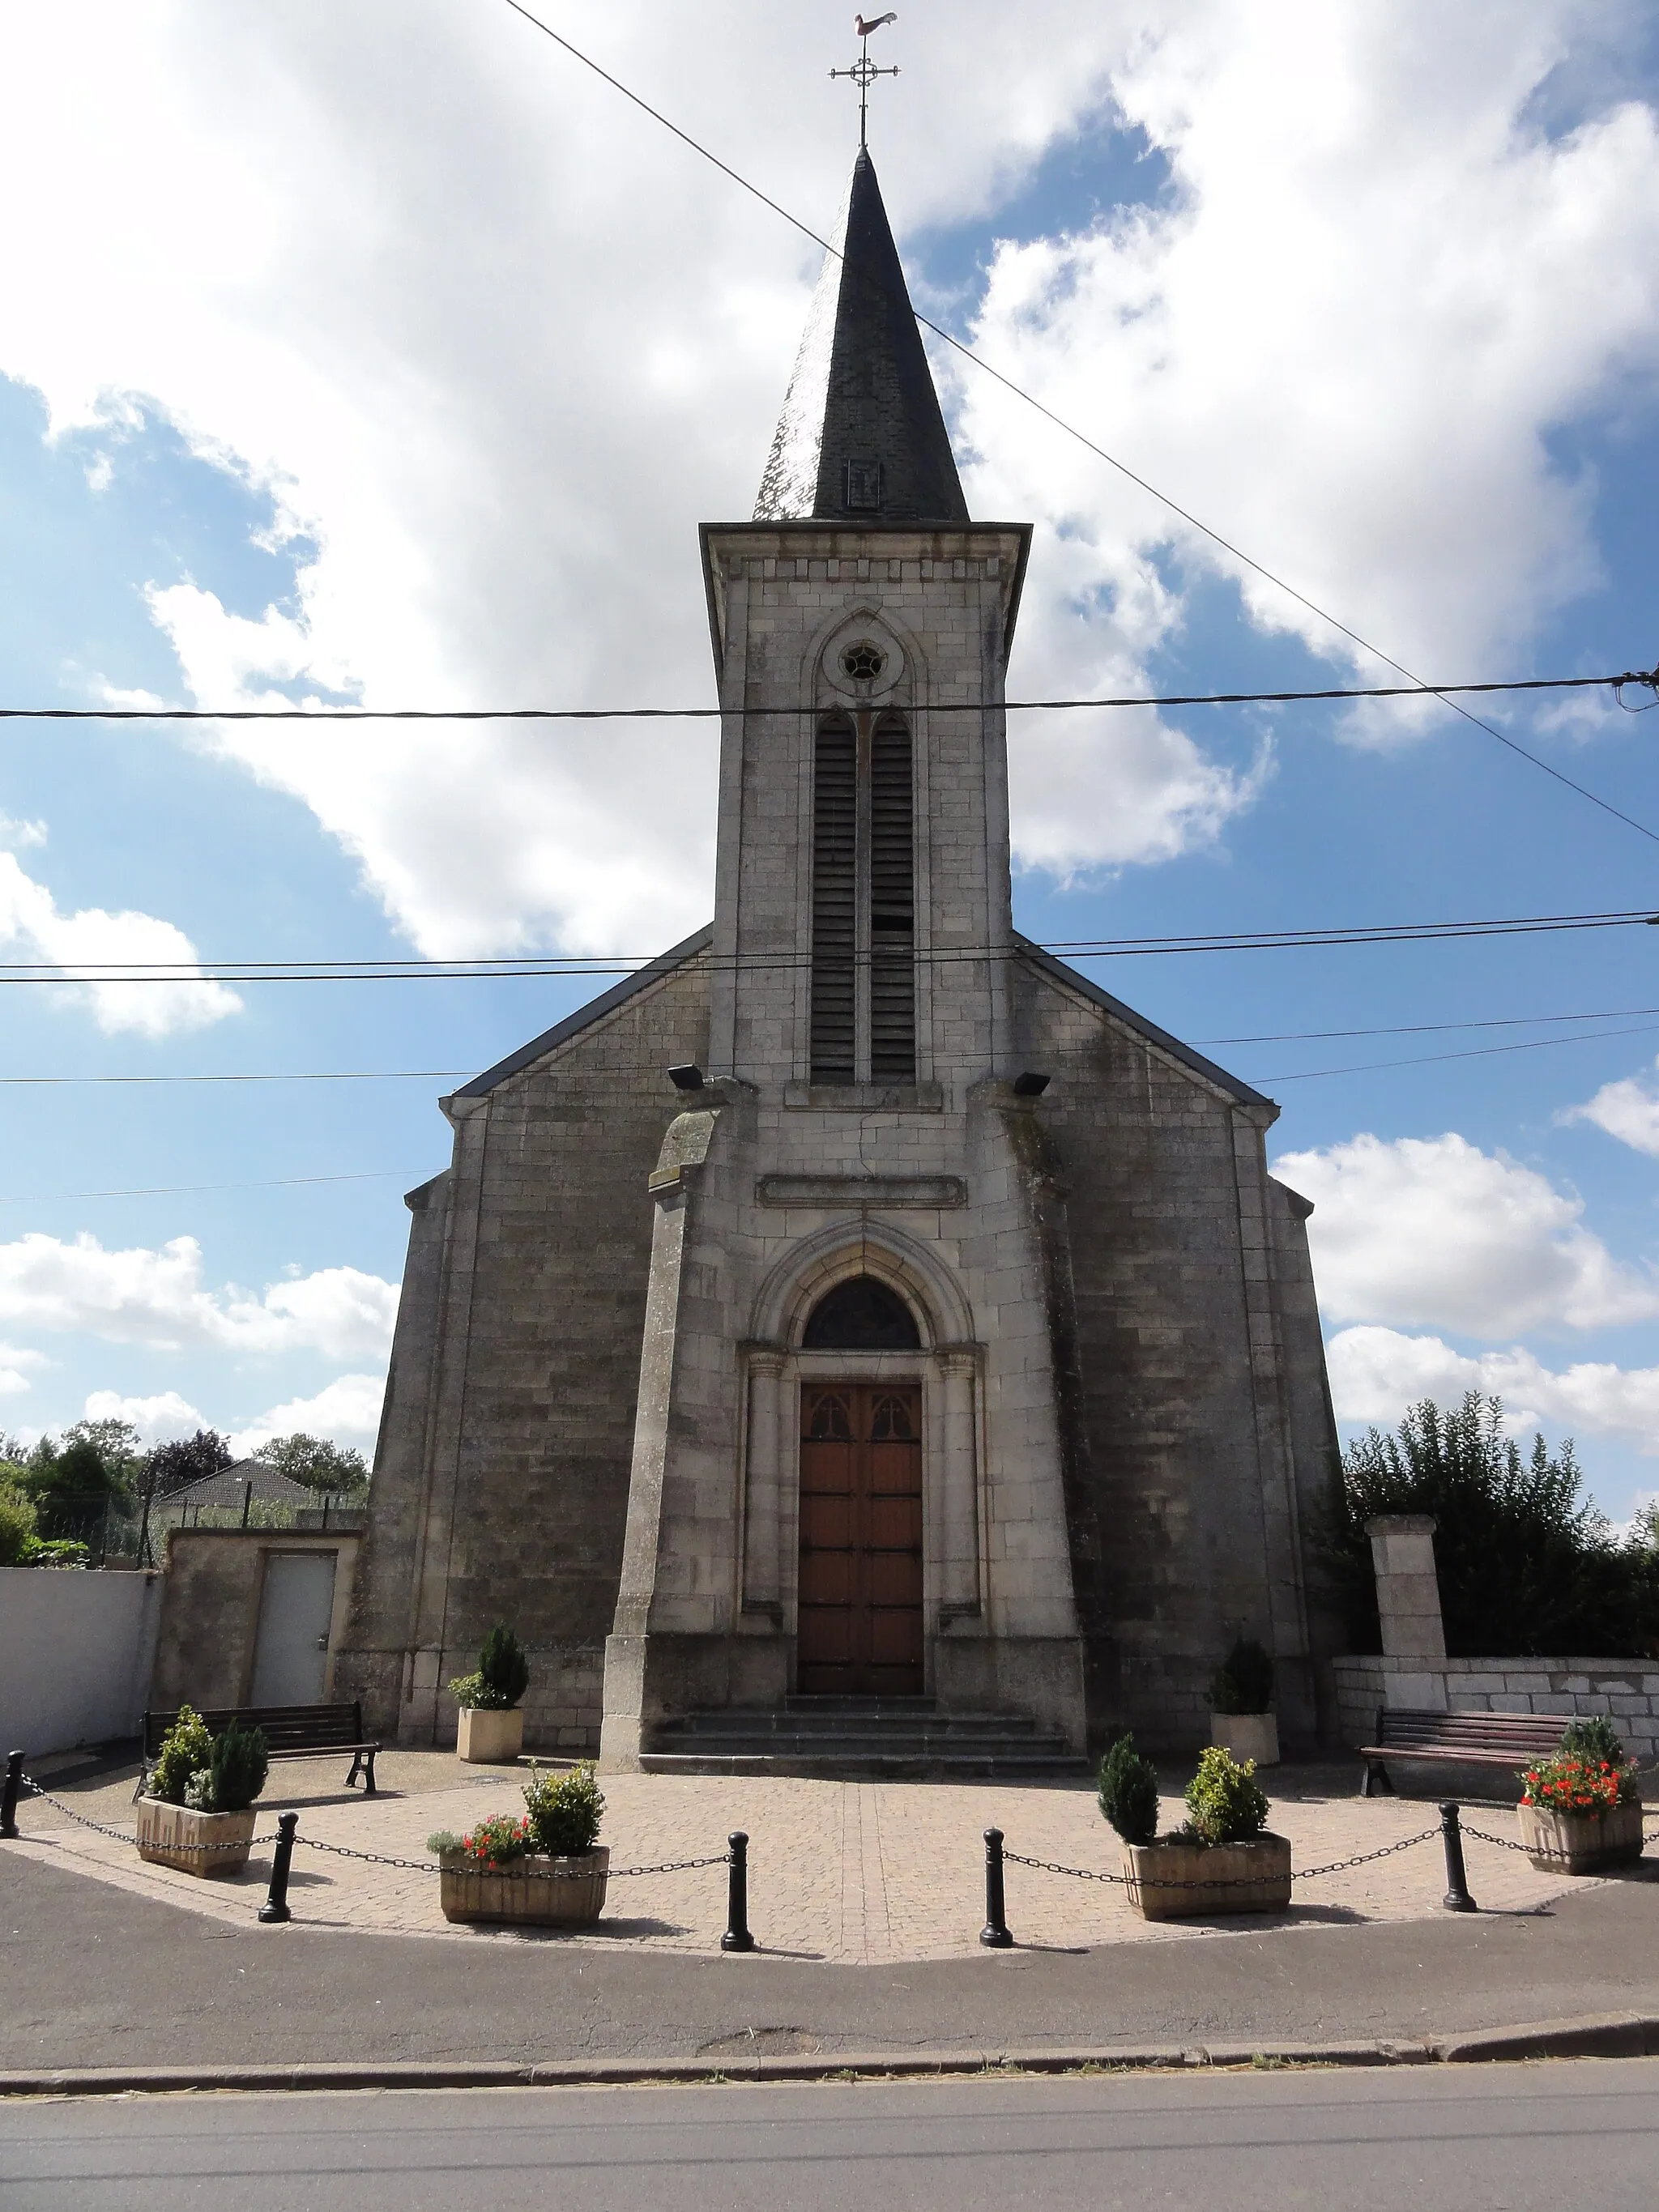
[750,1216,976,1353]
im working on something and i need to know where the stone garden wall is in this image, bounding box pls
[1333,1654,1659,1763]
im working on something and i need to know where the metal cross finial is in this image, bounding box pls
[831,13,898,151]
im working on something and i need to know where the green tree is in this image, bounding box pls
[144,1430,236,1498]
[20,1424,139,1542]
[1323,1392,1659,1657]
[251,1433,369,1494]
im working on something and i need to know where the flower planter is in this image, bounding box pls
[1209,1712,1280,1768]
[135,1796,257,1878]
[438,1847,608,1927]
[1517,1798,1644,1874]
[1122,1833,1293,1920]
[456,1706,524,1764]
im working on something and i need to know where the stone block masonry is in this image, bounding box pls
[1333,1655,1659,1763]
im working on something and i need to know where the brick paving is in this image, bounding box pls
[11,1750,1638,1965]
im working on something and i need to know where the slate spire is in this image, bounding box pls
[753,150,969,526]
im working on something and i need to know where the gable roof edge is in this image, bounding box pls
[1013,933,1277,1115]
[453,924,714,1100]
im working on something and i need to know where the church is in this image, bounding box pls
[334,147,1341,1769]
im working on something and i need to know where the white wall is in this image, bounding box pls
[0,1568,164,1757]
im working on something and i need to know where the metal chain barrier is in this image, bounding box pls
[291,1834,731,1880]
[1003,1824,1441,1893]
[10,1770,279,1852]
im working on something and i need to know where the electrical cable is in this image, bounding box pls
[497,2,1659,845]
[2,667,1656,721]
[0,906,1652,985]
[1251,1018,1659,1085]
[0,1170,414,1204]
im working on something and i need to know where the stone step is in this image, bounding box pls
[640,1698,1088,1779]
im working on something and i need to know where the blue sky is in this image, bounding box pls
[1,2,1657,1518]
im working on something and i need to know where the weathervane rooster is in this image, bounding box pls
[834,13,899,147]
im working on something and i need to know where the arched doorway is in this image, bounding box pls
[796,1279,925,1696]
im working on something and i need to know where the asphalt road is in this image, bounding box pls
[7,1850,1659,2070]
[6,2061,1659,2211]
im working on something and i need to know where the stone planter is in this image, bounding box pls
[1122,1833,1293,1920]
[438,1847,608,1927]
[1517,1798,1644,1874]
[1209,1711,1280,1767]
[456,1706,524,1764]
[135,1796,257,1878]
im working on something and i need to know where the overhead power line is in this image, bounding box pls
[0,1170,413,1204]
[0,907,1654,987]
[3,667,1657,722]
[1252,1017,1659,1085]
[8,999,1659,1089]
[498,3,1659,846]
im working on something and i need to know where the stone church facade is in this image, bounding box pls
[335,151,1341,1765]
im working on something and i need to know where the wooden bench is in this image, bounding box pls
[1357,1707,1567,1796]
[139,1703,380,1798]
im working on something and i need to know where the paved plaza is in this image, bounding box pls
[10,1750,1633,1965]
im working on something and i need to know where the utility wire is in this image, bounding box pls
[499,3,1659,846]
[1252,1018,1659,1085]
[2,906,1653,984]
[0,1170,413,1204]
[8,1001,1659,1087]
[3,668,1656,722]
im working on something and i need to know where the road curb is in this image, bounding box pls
[4,2015,1657,2095]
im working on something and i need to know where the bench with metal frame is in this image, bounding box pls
[1357,1706,1567,1796]
[137,1702,380,1798]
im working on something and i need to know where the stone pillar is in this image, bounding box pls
[741,1350,786,1620]
[936,1348,980,1624]
[1364,1515,1446,1661]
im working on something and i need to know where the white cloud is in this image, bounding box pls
[231,1372,385,1455]
[0,1233,399,1357]
[0,813,46,850]
[1273,1131,1659,1336]
[0,7,1651,946]
[0,1342,46,1398]
[81,1388,206,1445]
[1562,1055,1659,1159]
[0,850,241,1037]
[1328,1325,1659,1455]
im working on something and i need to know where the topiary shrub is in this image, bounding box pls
[1560,1715,1626,1769]
[1183,1745,1271,1847]
[1098,1733,1161,1846]
[449,1622,531,1711]
[1211,1637,1275,1715]
[208,1720,269,1813]
[480,1623,530,1710]
[150,1706,214,1805]
[522,1760,604,1856]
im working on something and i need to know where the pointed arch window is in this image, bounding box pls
[809,708,916,1085]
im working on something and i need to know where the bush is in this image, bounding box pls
[522,1760,605,1856]
[209,1721,269,1813]
[19,1536,90,1568]
[480,1623,531,1710]
[1098,1733,1161,1846]
[0,1484,38,1565]
[426,1830,463,1857]
[150,1707,215,1805]
[1520,1750,1638,1813]
[1560,1715,1627,1768]
[1183,1746,1270,1847]
[1211,1637,1275,1715]
[1320,1392,1659,1657]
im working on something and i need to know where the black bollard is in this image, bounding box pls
[721,1830,755,1953]
[1439,1801,1477,1913]
[1,1750,22,1840]
[979,1826,1013,1949]
[259,1811,299,1924]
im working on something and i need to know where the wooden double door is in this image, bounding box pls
[797,1383,924,1697]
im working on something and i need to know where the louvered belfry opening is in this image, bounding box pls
[810,714,858,1082]
[868,712,916,1081]
[810,708,918,1085]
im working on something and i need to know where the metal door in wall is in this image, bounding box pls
[798,1383,923,1696]
[248,1552,338,1706]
